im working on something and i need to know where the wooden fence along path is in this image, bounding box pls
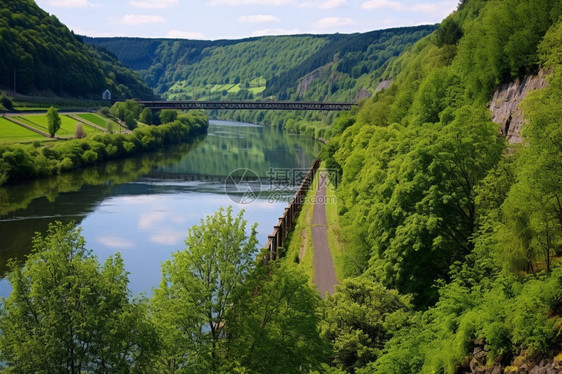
[264,159,321,262]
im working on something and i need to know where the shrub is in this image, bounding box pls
[82,150,97,164]
[59,157,74,171]
[0,92,13,111]
[75,123,85,139]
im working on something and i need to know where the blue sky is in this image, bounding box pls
[35,0,458,40]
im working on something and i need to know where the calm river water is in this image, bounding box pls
[0,120,321,297]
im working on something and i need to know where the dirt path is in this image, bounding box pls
[312,171,338,297]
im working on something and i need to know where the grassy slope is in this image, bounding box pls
[284,168,319,286]
[0,118,44,143]
[283,162,350,285]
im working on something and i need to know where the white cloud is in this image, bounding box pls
[314,17,355,29]
[128,0,178,9]
[300,0,347,9]
[362,0,403,10]
[239,15,281,23]
[98,236,135,249]
[362,0,457,14]
[166,30,206,39]
[121,14,166,25]
[209,0,294,6]
[251,28,301,36]
[48,0,93,7]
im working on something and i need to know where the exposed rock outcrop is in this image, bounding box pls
[296,68,323,97]
[375,79,392,92]
[458,340,562,374]
[354,87,372,102]
[489,70,548,144]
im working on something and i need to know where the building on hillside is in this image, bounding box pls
[102,89,111,101]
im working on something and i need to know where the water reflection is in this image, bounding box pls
[0,120,320,297]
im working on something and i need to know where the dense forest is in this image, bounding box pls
[319,0,562,371]
[0,0,152,99]
[84,26,435,102]
[0,0,561,372]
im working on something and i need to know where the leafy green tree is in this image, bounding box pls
[47,106,61,138]
[0,222,158,372]
[150,207,258,372]
[140,107,154,125]
[497,69,562,272]
[320,277,412,373]
[0,91,13,111]
[225,262,328,373]
[435,17,463,47]
[125,111,138,130]
[160,110,178,124]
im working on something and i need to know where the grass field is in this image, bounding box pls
[13,114,103,138]
[0,117,45,143]
[14,116,50,133]
[249,86,266,95]
[61,115,104,136]
[77,113,107,127]
[25,115,73,136]
[76,113,115,130]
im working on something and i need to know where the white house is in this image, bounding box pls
[102,89,111,101]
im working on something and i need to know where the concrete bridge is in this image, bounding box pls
[137,100,354,111]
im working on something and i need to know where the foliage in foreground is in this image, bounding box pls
[317,0,562,372]
[0,209,328,373]
[0,222,157,372]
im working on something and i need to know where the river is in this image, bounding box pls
[0,120,321,298]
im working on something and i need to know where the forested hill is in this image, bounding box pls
[318,0,562,372]
[83,25,436,102]
[0,0,152,99]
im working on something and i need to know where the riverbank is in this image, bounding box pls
[0,114,209,186]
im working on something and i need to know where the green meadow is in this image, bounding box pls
[0,117,44,143]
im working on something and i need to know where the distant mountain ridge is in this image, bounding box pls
[0,0,152,99]
[83,26,437,102]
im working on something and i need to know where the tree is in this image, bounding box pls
[125,111,137,130]
[47,106,61,138]
[139,107,153,125]
[225,262,328,373]
[0,222,157,372]
[159,110,178,124]
[74,122,85,138]
[320,277,412,373]
[0,91,13,111]
[435,17,463,47]
[150,207,258,372]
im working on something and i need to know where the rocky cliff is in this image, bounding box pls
[460,339,562,374]
[489,70,549,143]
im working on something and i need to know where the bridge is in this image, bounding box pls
[137,100,354,111]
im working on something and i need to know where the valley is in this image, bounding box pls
[0,0,561,372]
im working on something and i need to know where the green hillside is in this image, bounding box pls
[318,0,562,372]
[0,0,152,99]
[84,26,436,102]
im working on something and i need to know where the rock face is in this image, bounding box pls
[375,79,392,92]
[296,69,323,97]
[354,87,372,102]
[489,70,548,144]
[459,340,562,374]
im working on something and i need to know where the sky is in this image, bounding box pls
[34,0,459,40]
